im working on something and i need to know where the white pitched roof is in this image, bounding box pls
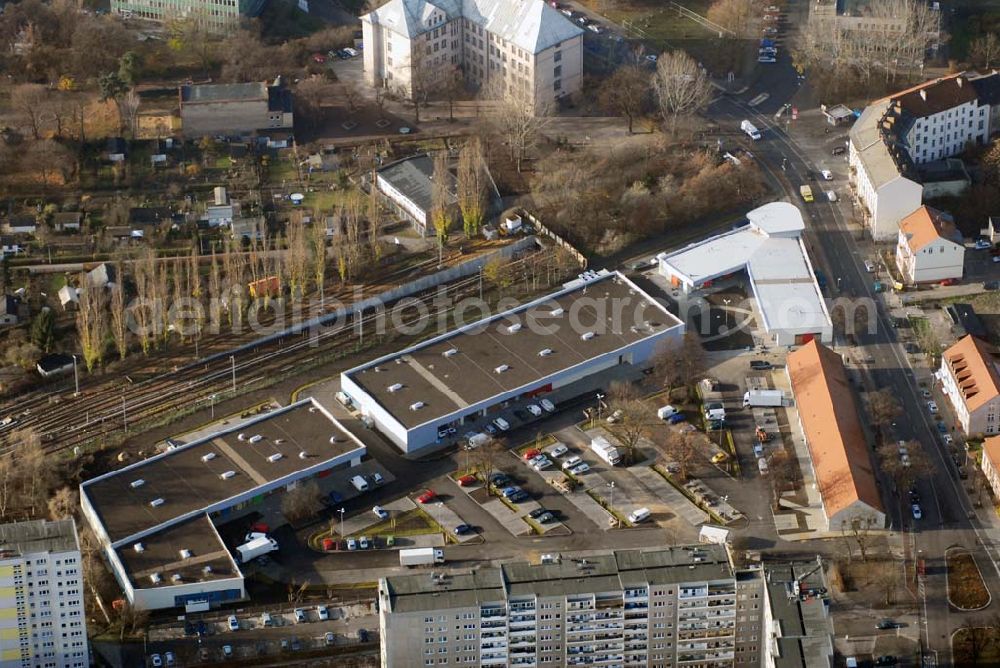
[364,0,582,53]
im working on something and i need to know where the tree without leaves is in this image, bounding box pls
[10,84,48,140]
[971,33,1000,69]
[661,430,699,481]
[47,486,77,521]
[876,438,931,493]
[651,51,714,134]
[470,439,505,497]
[598,65,649,134]
[867,388,902,447]
[840,514,878,562]
[431,151,452,246]
[767,449,798,511]
[281,481,322,525]
[109,272,128,361]
[485,78,552,173]
[706,0,756,39]
[403,44,433,124]
[29,309,55,353]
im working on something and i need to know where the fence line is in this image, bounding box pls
[519,210,587,270]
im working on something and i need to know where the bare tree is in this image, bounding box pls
[971,33,1000,69]
[651,51,713,134]
[77,281,107,372]
[0,457,13,519]
[486,79,551,172]
[840,514,878,562]
[767,449,798,510]
[457,137,486,237]
[706,0,757,39]
[47,486,78,520]
[661,430,699,481]
[281,481,322,525]
[366,169,385,260]
[877,438,931,494]
[404,45,434,123]
[11,84,48,140]
[109,270,128,361]
[470,439,505,496]
[605,381,655,465]
[131,248,157,354]
[868,389,902,447]
[598,65,649,134]
[430,151,452,247]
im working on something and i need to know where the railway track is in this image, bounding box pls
[0,247,553,458]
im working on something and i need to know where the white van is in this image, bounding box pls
[657,405,677,420]
[335,391,352,408]
[350,475,369,492]
[628,507,651,524]
[467,433,490,449]
[758,457,769,476]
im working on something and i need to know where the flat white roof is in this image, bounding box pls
[659,202,831,335]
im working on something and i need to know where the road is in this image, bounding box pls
[704,58,1000,663]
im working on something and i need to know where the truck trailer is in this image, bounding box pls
[399,548,445,567]
[743,389,784,408]
[236,536,278,563]
[591,436,623,466]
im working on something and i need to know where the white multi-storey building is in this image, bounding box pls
[895,205,965,284]
[0,519,88,668]
[379,546,763,668]
[849,72,1000,239]
[360,0,584,114]
[938,335,1000,438]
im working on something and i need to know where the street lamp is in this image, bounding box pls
[210,393,218,420]
[607,482,616,527]
[722,298,731,332]
[71,354,80,397]
[596,393,606,424]
[338,508,346,548]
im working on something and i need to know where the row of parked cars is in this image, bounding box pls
[452,398,558,446]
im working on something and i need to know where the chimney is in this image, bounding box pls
[919,89,927,101]
[957,77,963,87]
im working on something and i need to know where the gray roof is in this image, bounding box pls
[382,545,733,613]
[849,100,909,190]
[364,0,582,54]
[181,82,268,104]
[764,562,835,668]
[0,519,78,557]
[376,154,456,217]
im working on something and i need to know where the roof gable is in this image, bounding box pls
[899,205,963,252]
[943,335,1000,412]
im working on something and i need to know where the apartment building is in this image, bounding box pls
[761,560,834,668]
[379,545,762,668]
[937,335,1000,437]
[895,205,965,284]
[360,0,584,114]
[849,72,1000,239]
[112,0,266,32]
[980,436,1000,499]
[0,519,88,668]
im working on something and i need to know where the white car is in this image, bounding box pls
[528,454,547,466]
[645,54,658,62]
[493,417,511,431]
[373,505,389,520]
[570,462,591,475]
[227,615,239,632]
[359,536,370,550]
[540,398,556,413]
[533,458,553,471]
[758,56,776,63]
[864,260,875,273]
[821,169,833,180]
[911,504,922,520]
[294,608,307,624]
[921,389,932,399]
[943,434,954,445]
[606,409,624,424]
[316,605,329,621]
[526,404,543,417]
[150,655,162,668]
[346,538,357,550]
[927,401,939,414]
[548,444,569,458]
[562,456,583,470]
[762,26,778,34]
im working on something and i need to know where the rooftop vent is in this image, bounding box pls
[248,434,262,443]
[130,479,145,489]
[171,574,183,583]
[410,401,425,411]
[299,451,308,459]
[266,453,283,463]
[219,470,236,480]
[538,348,553,357]
[506,323,522,334]
[308,406,318,413]
[443,348,458,357]
[581,332,595,341]
[329,436,340,444]
[179,549,192,559]
[150,498,164,508]
[149,573,161,584]
[551,307,564,317]
[133,543,144,553]
[203,565,213,575]
[201,453,216,462]
[495,364,510,374]
[387,383,403,393]
[237,433,247,441]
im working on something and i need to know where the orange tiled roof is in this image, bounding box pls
[899,206,960,253]
[787,340,883,521]
[943,335,1000,412]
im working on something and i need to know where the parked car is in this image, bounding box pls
[359,629,370,643]
[150,654,163,667]
[711,452,729,464]
[493,417,511,431]
[533,458,553,471]
[164,652,175,667]
[669,412,687,424]
[373,505,389,520]
[926,401,938,413]
[316,605,329,621]
[562,456,583,470]
[457,474,477,487]
[832,146,847,156]
[294,608,307,624]
[453,524,473,535]
[569,462,591,475]
[372,472,384,485]
[325,631,336,646]
[484,423,499,436]
[876,619,898,630]
[820,169,833,180]
[222,645,233,658]
[346,538,357,550]
[526,404,543,417]
[875,656,898,667]
[227,616,239,632]
[548,444,569,458]
[417,490,437,504]
[509,491,528,503]
[501,486,522,499]
[911,504,922,520]
[489,472,510,487]
[606,409,624,424]
[750,360,772,370]
[974,239,992,250]
[359,536,370,550]
[540,398,556,413]
[535,511,555,523]
[522,448,541,461]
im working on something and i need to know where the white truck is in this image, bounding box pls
[350,475,369,492]
[741,120,762,141]
[236,535,278,563]
[591,436,622,466]
[399,547,445,567]
[742,389,784,408]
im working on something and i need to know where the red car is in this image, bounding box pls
[457,475,477,487]
[522,448,541,461]
[417,490,437,504]
[312,53,327,63]
[940,278,959,286]
[250,522,269,534]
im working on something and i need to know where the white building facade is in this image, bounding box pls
[895,205,965,284]
[938,336,1000,437]
[361,0,583,114]
[0,520,88,668]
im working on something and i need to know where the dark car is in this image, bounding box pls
[749,360,773,370]
[196,621,207,637]
[453,524,473,535]
[876,619,897,630]
[184,621,196,636]
[489,472,511,487]
[875,656,898,666]
[327,490,343,505]
[668,413,687,424]
[484,424,499,437]
[985,281,999,291]
[831,146,847,156]
[359,628,370,643]
[528,508,548,519]
[509,491,529,503]
[909,489,920,504]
